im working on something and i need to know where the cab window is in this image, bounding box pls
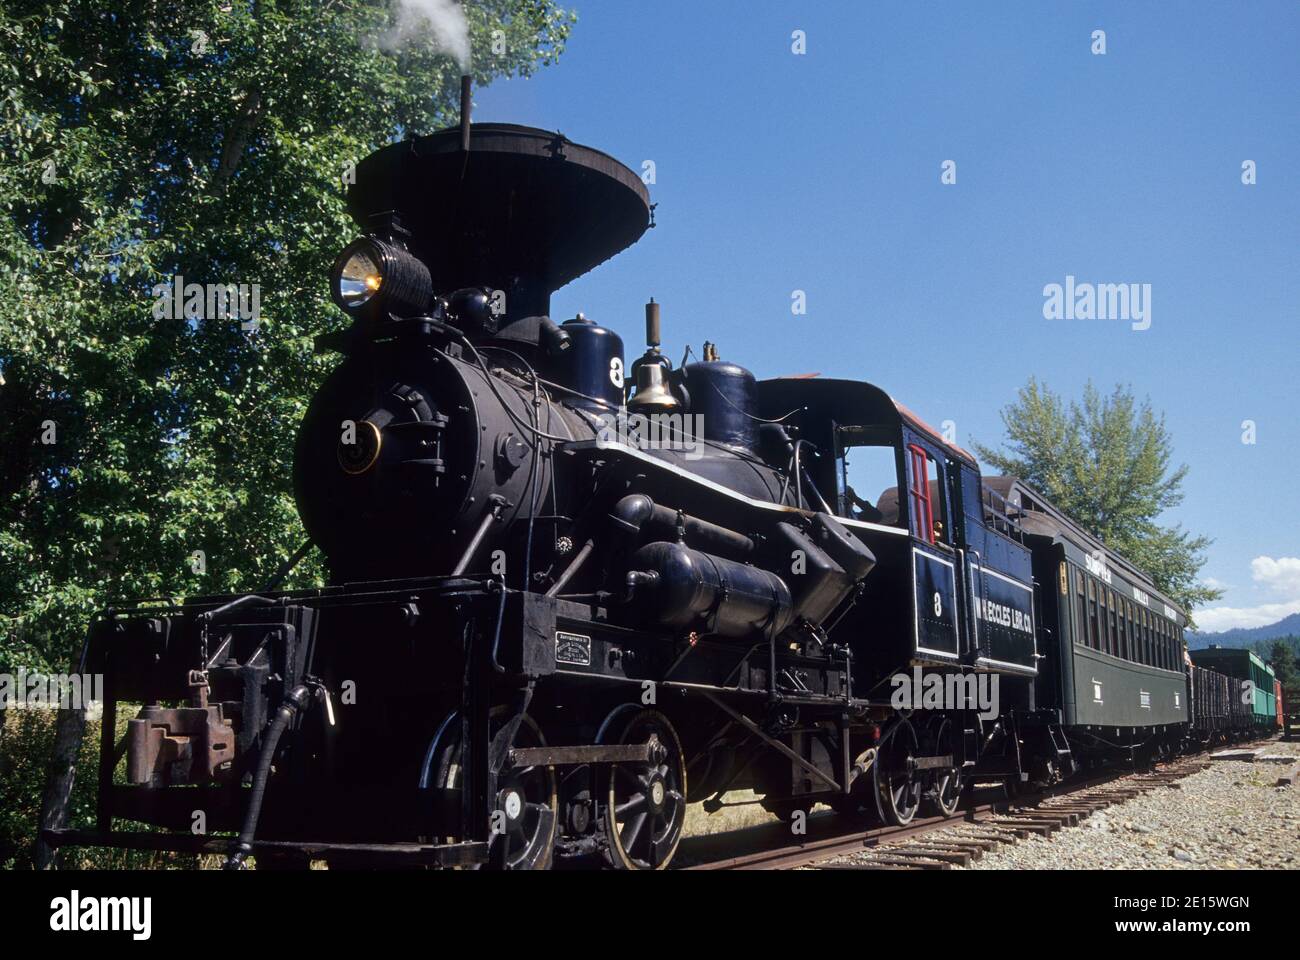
[837,436,904,528]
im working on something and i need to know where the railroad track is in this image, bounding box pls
[682,755,1220,871]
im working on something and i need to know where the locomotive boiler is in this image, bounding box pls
[54,88,1234,872]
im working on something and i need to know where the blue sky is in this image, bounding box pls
[473,1,1299,630]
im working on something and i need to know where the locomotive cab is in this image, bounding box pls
[758,377,1040,685]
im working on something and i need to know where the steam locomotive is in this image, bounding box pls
[55,97,1267,871]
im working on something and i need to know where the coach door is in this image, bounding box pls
[904,435,960,664]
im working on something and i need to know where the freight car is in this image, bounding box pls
[1189,647,1277,736]
[44,93,1261,871]
[1188,660,1254,746]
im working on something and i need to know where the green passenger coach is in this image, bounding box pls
[984,478,1189,753]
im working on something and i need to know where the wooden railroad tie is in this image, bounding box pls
[1013,811,1080,826]
[990,820,1055,836]
[954,830,1019,845]
[879,846,972,866]
[914,842,984,862]
[922,837,997,854]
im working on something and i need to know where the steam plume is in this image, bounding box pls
[381,0,471,71]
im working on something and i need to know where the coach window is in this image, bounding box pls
[1127,602,1137,663]
[1075,569,1087,646]
[1097,587,1106,653]
[1110,592,1121,657]
[1143,610,1152,666]
[1117,600,1128,661]
[1087,578,1099,649]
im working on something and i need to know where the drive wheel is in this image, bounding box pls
[421,707,558,870]
[878,717,922,826]
[923,718,963,818]
[598,707,687,870]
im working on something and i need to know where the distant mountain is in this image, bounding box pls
[1188,612,1300,653]
[1190,608,1300,671]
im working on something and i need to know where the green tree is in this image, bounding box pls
[975,378,1221,619]
[1269,638,1298,689]
[1,0,574,669]
[0,0,574,867]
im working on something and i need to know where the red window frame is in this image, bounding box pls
[907,444,934,543]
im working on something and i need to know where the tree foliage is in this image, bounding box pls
[975,378,1221,619]
[1269,638,1298,690]
[0,0,575,672]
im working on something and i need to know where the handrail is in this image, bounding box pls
[981,485,1025,543]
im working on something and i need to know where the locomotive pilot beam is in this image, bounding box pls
[50,106,1249,871]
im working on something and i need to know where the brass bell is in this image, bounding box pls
[628,359,680,411]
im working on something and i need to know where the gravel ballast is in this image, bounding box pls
[834,740,1300,870]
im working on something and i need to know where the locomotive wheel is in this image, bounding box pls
[923,718,962,819]
[597,707,687,870]
[877,718,922,826]
[422,707,558,870]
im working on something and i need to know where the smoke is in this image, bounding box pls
[380,0,471,71]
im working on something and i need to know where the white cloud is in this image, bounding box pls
[1250,556,1300,596]
[1195,556,1300,633]
[1194,599,1300,634]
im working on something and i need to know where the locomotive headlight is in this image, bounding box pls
[330,236,433,319]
